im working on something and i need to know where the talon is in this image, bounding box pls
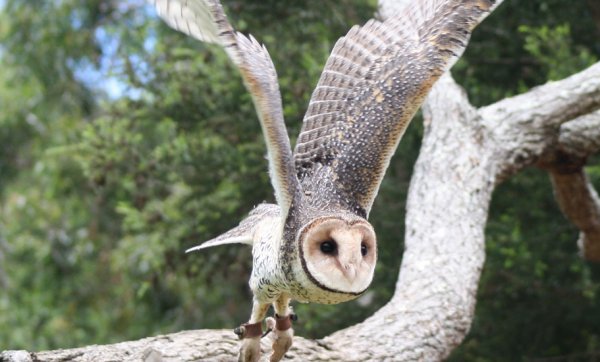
[265,316,276,330]
[262,327,273,338]
[234,321,263,339]
[234,326,246,339]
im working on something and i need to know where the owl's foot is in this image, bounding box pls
[265,314,296,362]
[234,322,263,362]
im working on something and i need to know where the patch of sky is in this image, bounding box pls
[72,1,159,100]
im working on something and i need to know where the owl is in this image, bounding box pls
[149,0,495,361]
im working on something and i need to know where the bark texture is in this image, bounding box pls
[550,169,600,261]
[0,331,345,362]
[4,3,600,362]
[542,110,600,261]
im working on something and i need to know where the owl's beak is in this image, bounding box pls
[342,262,358,281]
[331,228,365,281]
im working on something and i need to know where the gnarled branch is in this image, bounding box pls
[539,110,600,262]
[0,331,343,362]
[550,168,600,261]
[479,62,600,181]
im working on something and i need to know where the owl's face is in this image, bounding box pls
[299,216,377,295]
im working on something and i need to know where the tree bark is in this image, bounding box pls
[4,4,600,362]
[0,331,346,362]
[550,168,600,261]
[542,110,600,261]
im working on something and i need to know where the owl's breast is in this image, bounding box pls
[249,216,288,303]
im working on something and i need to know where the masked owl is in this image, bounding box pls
[149,0,495,360]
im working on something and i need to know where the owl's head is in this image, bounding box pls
[298,216,377,296]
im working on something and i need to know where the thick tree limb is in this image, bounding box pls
[0,331,346,362]
[550,169,600,261]
[479,62,600,181]
[539,110,600,262]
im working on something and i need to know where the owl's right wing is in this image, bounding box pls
[294,0,496,217]
[151,0,298,218]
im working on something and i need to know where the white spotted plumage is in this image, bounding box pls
[148,0,497,361]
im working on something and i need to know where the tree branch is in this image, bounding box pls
[478,62,600,181]
[539,110,600,262]
[557,110,600,158]
[550,168,600,262]
[0,331,345,362]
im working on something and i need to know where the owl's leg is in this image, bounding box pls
[236,299,269,362]
[265,295,294,362]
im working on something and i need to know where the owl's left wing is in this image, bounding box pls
[151,0,297,217]
[294,0,496,217]
[186,204,279,251]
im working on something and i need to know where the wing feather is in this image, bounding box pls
[150,0,298,218]
[294,0,496,216]
[186,204,279,252]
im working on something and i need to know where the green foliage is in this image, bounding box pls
[0,0,598,359]
[520,24,597,81]
[453,0,599,106]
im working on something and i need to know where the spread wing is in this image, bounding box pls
[186,204,279,251]
[294,0,496,217]
[150,0,297,217]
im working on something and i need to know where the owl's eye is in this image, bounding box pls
[361,242,368,256]
[320,240,337,255]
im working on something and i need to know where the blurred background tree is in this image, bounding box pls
[0,0,598,360]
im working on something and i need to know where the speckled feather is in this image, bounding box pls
[295,0,496,217]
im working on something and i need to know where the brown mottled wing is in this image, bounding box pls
[294,0,494,216]
[151,0,297,216]
[294,0,496,217]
